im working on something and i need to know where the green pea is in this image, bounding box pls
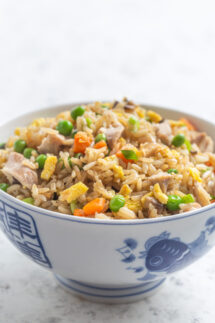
[0,142,6,149]
[128,116,140,132]
[167,169,178,174]
[172,134,186,147]
[22,197,34,205]
[181,194,195,204]
[0,183,9,192]
[95,133,107,143]
[14,139,27,153]
[110,195,125,212]
[70,201,77,214]
[56,120,73,136]
[101,104,109,109]
[71,106,85,120]
[166,195,182,211]
[36,154,47,169]
[23,148,36,159]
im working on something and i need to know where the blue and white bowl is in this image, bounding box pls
[1,103,215,304]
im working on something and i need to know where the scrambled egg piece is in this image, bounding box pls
[60,182,88,203]
[119,137,126,146]
[41,156,57,180]
[168,120,185,127]
[31,118,46,127]
[189,167,202,182]
[141,192,153,207]
[104,155,118,162]
[125,199,142,212]
[147,110,162,123]
[135,107,145,118]
[14,128,21,136]
[113,165,124,180]
[153,183,168,204]
[119,184,132,197]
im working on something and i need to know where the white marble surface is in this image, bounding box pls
[1,0,215,322]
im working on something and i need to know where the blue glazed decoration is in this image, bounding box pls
[116,216,215,281]
[0,200,52,268]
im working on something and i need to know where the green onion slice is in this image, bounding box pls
[185,139,192,152]
[121,150,138,161]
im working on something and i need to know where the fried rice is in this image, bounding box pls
[0,98,215,220]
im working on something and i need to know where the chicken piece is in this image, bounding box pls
[190,131,213,153]
[134,132,156,144]
[38,133,72,155]
[180,202,201,212]
[144,172,172,192]
[143,196,164,217]
[193,182,211,206]
[97,110,125,149]
[154,120,173,145]
[142,142,168,157]
[2,152,38,189]
[100,124,124,149]
[143,196,163,209]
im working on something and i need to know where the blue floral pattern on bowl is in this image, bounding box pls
[0,200,52,268]
[116,216,215,281]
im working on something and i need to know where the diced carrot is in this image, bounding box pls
[73,132,93,154]
[93,140,107,149]
[83,198,106,216]
[116,151,134,164]
[180,118,195,131]
[211,200,215,204]
[205,161,212,167]
[73,209,86,217]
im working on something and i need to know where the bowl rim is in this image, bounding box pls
[0,101,215,226]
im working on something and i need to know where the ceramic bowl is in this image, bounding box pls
[1,103,215,304]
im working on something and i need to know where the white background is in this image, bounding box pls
[0,1,215,322]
